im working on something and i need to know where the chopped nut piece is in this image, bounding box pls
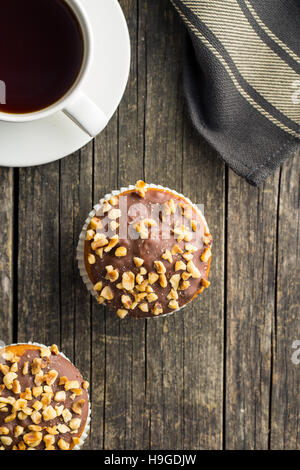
[23,432,43,448]
[139,303,149,313]
[58,438,70,450]
[203,233,213,245]
[187,260,201,278]
[90,217,102,230]
[191,220,197,231]
[136,273,144,285]
[182,252,193,262]
[72,399,85,415]
[28,425,42,432]
[93,281,103,292]
[54,391,66,402]
[14,426,24,438]
[91,234,108,250]
[154,261,166,274]
[88,254,96,265]
[0,436,12,446]
[201,278,211,288]
[100,285,114,300]
[55,405,64,416]
[162,250,173,264]
[171,244,183,255]
[97,295,105,305]
[108,208,121,220]
[50,344,59,355]
[65,380,80,392]
[168,300,179,310]
[181,271,191,281]
[109,196,118,206]
[0,427,9,435]
[101,199,111,214]
[45,370,58,386]
[30,410,42,425]
[5,413,16,423]
[72,437,81,446]
[12,379,21,394]
[167,289,178,300]
[3,372,17,389]
[10,362,18,373]
[40,347,51,359]
[104,235,119,253]
[0,365,9,375]
[122,271,135,291]
[32,401,42,411]
[147,293,158,303]
[201,246,211,262]
[159,273,167,288]
[148,272,159,285]
[152,302,163,316]
[175,261,187,271]
[115,246,127,257]
[117,309,128,319]
[57,424,70,434]
[140,267,147,276]
[96,247,104,259]
[85,229,95,241]
[42,406,57,421]
[44,434,55,449]
[69,418,81,431]
[106,269,119,283]
[110,220,119,231]
[170,274,181,290]
[1,351,14,362]
[121,295,133,309]
[135,180,147,198]
[62,409,72,423]
[32,387,43,398]
[133,257,144,267]
[82,381,89,390]
[179,280,190,290]
[185,243,198,253]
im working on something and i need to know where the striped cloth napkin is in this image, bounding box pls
[171,0,300,185]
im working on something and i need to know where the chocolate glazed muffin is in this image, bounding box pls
[0,344,90,450]
[79,181,212,319]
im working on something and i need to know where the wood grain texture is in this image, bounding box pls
[0,168,14,345]
[225,169,279,449]
[270,151,300,449]
[182,123,225,449]
[17,164,61,345]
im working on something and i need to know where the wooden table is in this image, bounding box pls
[0,0,299,450]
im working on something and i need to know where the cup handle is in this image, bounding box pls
[63,91,108,137]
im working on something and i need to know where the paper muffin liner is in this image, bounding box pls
[0,342,91,451]
[77,183,210,319]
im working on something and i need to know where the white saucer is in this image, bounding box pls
[0,0,130,167]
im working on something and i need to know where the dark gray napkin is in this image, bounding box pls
[171,0,300,185]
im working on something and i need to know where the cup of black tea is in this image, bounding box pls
[0,0,107,137]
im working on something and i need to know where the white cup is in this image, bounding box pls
[0,0,108,137]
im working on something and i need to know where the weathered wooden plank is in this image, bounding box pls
[225,169,279,449]
[17,164,60,346]
[59,145,93,449]
[92,114,119,450]
[142,0,187,450]
[270,151,300,449]
[182,125,225,449]
[0,168,14,346]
